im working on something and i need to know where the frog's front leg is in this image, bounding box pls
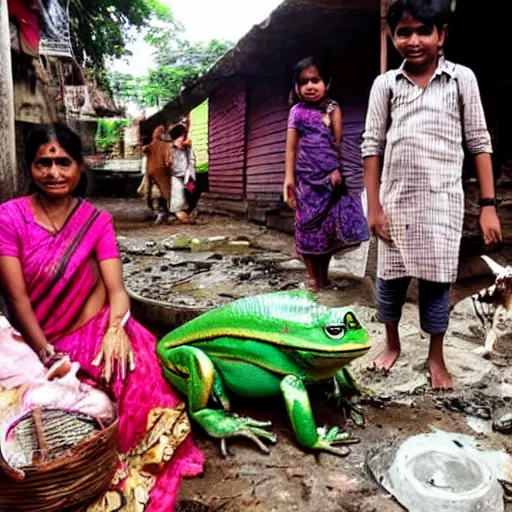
[335,366,374,397]
[327,367,371,426]
[280,375,359,457]
[160,346,276,456]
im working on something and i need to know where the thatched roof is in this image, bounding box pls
[141,0,380,137]
[89,86,124,118]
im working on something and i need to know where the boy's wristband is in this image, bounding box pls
[479,197,498,208]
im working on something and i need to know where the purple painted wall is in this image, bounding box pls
[245,79,289,203]
[208,78,247,200]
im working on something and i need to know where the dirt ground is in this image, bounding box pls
[93,196,512,512]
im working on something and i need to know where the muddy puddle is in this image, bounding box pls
[119,235,310,309]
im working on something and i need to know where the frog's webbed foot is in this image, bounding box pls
[315,425,360,457]
[193,409,277,457]
[219,416,277,457]
[326,387,365,427]
[281,375,357,457]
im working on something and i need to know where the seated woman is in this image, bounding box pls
[0,124,203,510]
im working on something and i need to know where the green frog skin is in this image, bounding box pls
[157,291,371,457]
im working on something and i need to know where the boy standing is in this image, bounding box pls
[362,0,501,389]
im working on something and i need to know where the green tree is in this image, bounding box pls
[69,0,178,70]
[109,38,233,108]
[146,25,232,72]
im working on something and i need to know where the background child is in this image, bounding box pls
[362,0,502,389]
[169,123,196,224]
[142,125,172,225]
[284,56,369,290]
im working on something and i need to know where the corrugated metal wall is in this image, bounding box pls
[208,78,247,200]
[245,79,289,202]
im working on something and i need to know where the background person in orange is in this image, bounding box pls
[142,125,172,224]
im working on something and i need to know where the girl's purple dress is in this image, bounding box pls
[288,100,369,255]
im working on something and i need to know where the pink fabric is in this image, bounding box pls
[0,197,119,342]
[0,315,46,389]
[23,362,117,426]
[7,0,41,55]
[55,308,204,511]
[0,197,204,511]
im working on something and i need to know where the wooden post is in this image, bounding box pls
[0,0,18,202]
[380,0,388,74]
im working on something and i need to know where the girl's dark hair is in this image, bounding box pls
[386,0,451,34]
[169,124,187,140]
[289,56,331,106]
[26,123,88,197]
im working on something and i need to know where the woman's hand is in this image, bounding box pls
[96,259,134,382]
[92,325,135,383]
[38,344,69,369]
[329,169,343,188]
[368,203,392,244]
[283,178,297,209]
[480,207,502,245]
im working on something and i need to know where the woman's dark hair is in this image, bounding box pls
[289,56,332,106]
[169,124,187,140]
[386,0,451,34]
[26,123,88,197]
[26,123,84,166]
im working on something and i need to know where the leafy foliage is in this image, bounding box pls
[96,118,130,153]
[68,0,177,70]
[110,39,233,108]
[69,0,233,108]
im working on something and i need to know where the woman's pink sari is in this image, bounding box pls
[0,197,204,511]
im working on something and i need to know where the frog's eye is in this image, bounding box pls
[344,312,361,330]
[324,324,346,339]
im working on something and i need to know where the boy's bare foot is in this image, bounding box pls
[428,359,453,390]
[369,347,400,372]
[302,278,318,292]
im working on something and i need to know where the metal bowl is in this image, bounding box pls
[384,432,504,512]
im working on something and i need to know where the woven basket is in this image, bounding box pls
[0,408,119,512]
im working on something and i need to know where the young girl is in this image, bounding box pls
[284,56,369,290]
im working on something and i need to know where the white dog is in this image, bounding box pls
[472,256,512,357]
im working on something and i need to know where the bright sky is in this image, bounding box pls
[114,0,282,76]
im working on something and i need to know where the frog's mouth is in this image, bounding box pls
[299,343,371,369]
[312,342,371,355]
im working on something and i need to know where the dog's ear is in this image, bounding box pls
[481,255,506,276]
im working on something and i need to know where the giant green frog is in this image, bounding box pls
[157,291,371,457]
